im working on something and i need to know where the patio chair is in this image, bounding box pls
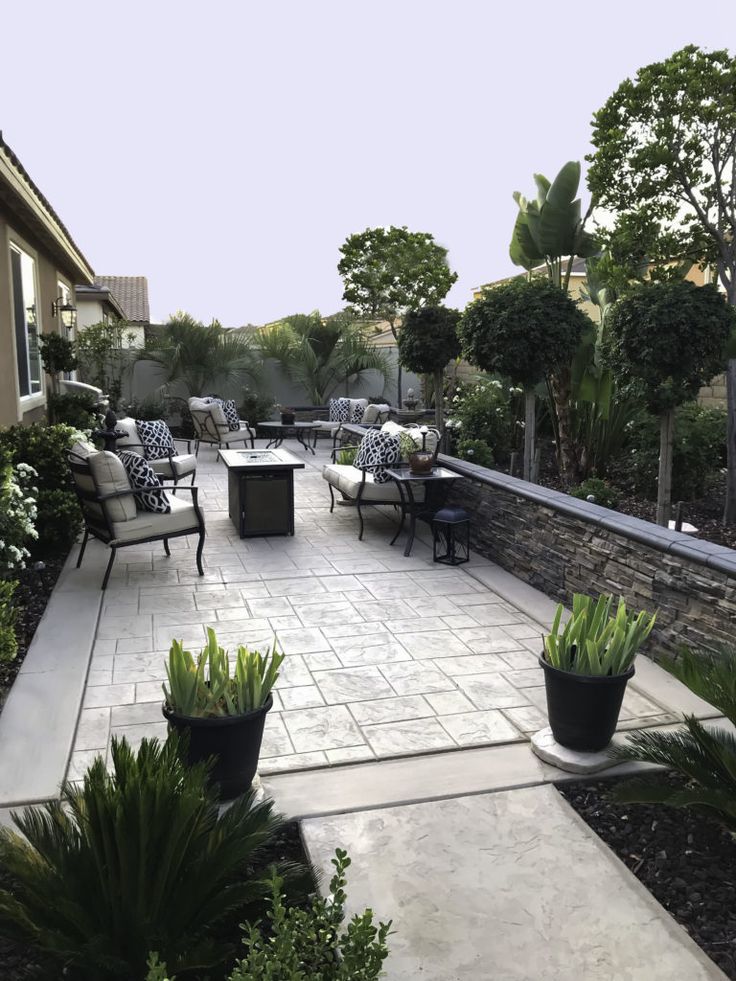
[188,397,256,455]
[114,417,197,487]
[312,399,393,447]
[68,441,205,590]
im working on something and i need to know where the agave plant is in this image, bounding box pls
[164,626,284,718]
[543,594,656,676]
[0,734,311,979]
[610,648,736,831]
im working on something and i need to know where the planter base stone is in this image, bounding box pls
[531,726,625,773]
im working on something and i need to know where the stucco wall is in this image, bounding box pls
[440,456,736,655]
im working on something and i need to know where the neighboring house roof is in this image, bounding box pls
[75,283,126,319]
[95,275,150,322]
[0,131,94,283]
[474,256,588,294]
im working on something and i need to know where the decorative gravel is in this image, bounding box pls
[560,776,736,979]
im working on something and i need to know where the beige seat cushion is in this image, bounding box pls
[322,464,425,503]
[87,450,137,522]
[111,494,202,543]
[219,428,251,445]
[313,420,342,432]
[150,454,197,479]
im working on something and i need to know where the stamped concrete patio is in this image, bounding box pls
[71,439,686,783]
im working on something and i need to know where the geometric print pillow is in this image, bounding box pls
[329,398,351,423]
[119,451,171,514]
[354,429,401,484]
[135,419,176,461]
[351,401,366,423]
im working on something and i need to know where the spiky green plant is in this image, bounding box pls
[610,648,736,831]
[258,310,391,404]
[164,627,284,718]
[0,735,310,980]
[543,594,656,676]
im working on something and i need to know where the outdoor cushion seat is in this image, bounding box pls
[323,464,426,503]
[111,494,202,543]
[115,417,196,485]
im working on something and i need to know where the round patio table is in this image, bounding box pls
[257,421,317,455]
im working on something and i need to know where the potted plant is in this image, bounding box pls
[399,428,434,475]
[278,405,296,425]
[540,594,656,752]
[162,627,284,798]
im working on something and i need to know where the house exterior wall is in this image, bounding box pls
[0,212,79,427]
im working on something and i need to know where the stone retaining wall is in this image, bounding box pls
[439,456,736,654]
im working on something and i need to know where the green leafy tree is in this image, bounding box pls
[398,306,461,432]
[587,44,736,522]
[38,333,78,398]
[144,312,261,399]
[460,278,590,482]
[75,320,136,408]
[607,280,734,525]
[0,735,311,980]
[338,226,457,405]
[258,310,391,405]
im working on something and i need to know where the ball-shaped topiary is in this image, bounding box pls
[459,277,590,387]
[606,280,735,414]
[398,306,461,375]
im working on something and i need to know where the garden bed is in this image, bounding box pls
[0,558,64,715]
[560,776,736,979]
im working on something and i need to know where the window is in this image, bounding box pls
[9,243,42,398]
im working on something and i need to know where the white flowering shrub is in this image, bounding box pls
[0,460,38,575]
[445,378,520,463]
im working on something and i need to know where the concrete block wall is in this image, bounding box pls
[440,456,736,655]
[698,373,728,409]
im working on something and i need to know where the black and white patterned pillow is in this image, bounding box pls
[351,402,366,424]
[329,398,351,423]
[204,396,240,431]
[354,429,400,484]
[119,451,171,514]
[135,419,176,461]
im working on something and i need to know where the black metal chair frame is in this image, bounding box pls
[190,408,255,456]
[69,452,206,590]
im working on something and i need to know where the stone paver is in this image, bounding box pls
[302,785,726,980]
[70,439,680,774]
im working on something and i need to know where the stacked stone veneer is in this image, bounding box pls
[440,456,736,654]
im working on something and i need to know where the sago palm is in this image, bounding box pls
[610,647,736,831]
[145,312,262,397]
[258,311,391,404]
[0,735,311,979]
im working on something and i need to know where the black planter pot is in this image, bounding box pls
[539,655,634,752]
[162,694,273,799]
[280,412,295,425]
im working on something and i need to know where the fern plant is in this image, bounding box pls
[0,734,310,979]
[610,647,736,831]
[164,626,284,717]
[543,593,656,676]
[147,849,392,981]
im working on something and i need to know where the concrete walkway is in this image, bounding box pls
[303,784,726,980]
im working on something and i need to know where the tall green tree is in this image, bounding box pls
[587,44,736,522]
[607,280,734,525]
[509,161,601,481]
[397,306,461,433]
[143,312,261,398]
[460,279,589,482]
[338,226,457,406]
[258,310,391,405]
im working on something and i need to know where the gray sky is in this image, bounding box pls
[4,1,735,325]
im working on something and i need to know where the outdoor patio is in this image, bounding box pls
[71,437,686,783]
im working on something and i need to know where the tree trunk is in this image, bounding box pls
[434,368,444,433]
[523,390,536,482]
[724,359,736,525]
[396,361,403,410]
[656,408,675,527]
[549,368,581,485]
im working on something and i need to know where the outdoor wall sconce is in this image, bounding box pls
[51,295,77,331]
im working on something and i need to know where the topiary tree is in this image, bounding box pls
[607,280,735,525]
[397,306,460,432]
[459,278,589,482]
[39,333,78,423]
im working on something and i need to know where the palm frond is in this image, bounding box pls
[662,647,736,723]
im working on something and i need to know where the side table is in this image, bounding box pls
[384,465,460,556]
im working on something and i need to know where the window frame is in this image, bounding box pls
[7,231,45,414]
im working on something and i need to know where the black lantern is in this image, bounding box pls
[433,506,470,565]
[51,295,77,331]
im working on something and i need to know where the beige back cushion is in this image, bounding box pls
[381,422,440,455]
[114,417,141,451]
[88,451,137,522]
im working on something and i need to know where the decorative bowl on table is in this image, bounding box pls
[408,451,434,475]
